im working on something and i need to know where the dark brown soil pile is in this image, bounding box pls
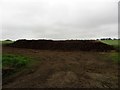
[8,40,114,51]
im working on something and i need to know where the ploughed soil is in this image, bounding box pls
[2,46,119,88]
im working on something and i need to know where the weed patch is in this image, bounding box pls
[2,54,31,77]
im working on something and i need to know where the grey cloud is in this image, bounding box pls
[1,0,118,40]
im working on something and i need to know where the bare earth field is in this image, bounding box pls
[2,46,119,88]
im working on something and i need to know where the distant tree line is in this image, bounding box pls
[3,38,120,41]
[5,39,12,41]
[97,38,120,40]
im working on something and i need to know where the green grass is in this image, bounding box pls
[2,54,30,69]
[108,52,119,63]
[100,40,119,63]
[0,40,14,45]
[109,52,120,63]
[100,40,120,51]
[100,40,119,46]
[2,54,32,78]
[99,52,119,63]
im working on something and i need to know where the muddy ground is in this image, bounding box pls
[2,46,119,88]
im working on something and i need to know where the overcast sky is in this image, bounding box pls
[1,0,119,40]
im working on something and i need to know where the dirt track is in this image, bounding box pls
[2,46,118,88]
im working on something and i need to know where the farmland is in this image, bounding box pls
[100,40,119,46]
[2,40,119,88]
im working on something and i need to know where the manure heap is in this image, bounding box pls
[9,40,114,52]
